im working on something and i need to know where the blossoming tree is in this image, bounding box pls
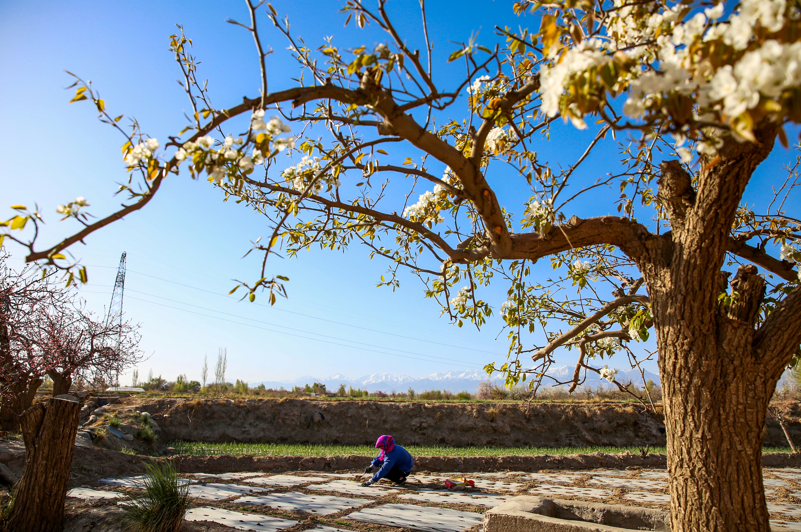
[3,0,801,529]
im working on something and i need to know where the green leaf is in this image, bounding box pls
[10,205,27,210]
[95,99,105,113]
[9,216,27,230]
[248,292,255,302]
[228,285,239,295]
[448,49,464,62]
[51,253,66,260]
[78,266,88,284]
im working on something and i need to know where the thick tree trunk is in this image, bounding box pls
[48,371,72,396]
[661,347,772,531]
[0,378,42,432]
[6,397,80,532]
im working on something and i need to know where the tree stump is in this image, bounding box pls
[6,397,81,531]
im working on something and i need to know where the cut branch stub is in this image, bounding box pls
[657,160,695,228]
[727,264,765,326]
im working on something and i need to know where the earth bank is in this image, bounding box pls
[90,397,798,448]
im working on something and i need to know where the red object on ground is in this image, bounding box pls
[445,478,475,490]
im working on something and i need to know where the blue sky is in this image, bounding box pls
[1,1,797,387]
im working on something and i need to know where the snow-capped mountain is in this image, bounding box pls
[252,366,660,394]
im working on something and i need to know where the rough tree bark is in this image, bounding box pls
[643,128,788,531]
[5,396,81,531]
[0,378,42,433]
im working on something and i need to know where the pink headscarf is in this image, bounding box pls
[375,435,395,460]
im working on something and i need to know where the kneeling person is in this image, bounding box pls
[362,435,413,486]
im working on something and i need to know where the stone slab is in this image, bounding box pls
[189,472,265,481]
[588,477,666,490]
[244,474,328,487]
[484,496,670,532]
[470,479,524,492]
[187,482,263,501]
[769,503,801,517]
[400,491,511,508]
[765,478,791,488]
[236,491,369,515]
[528,483,612,499]
[586,469,631,477]
[624,491,671,504]
[346,503,482,532]
[524,473,583,485]
[308,479,398,497]
[98,476,191,488]
[185,506,297,531]
[66,487,125,500]
[639,471,669,479]
[773,471,801,482]
[773,520,801,531]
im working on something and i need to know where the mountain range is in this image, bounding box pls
[252,366,660,394]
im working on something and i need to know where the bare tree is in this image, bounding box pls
[214,348,227,390]
[201,354,208,389]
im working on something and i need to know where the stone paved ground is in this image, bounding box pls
[65,468,801,532]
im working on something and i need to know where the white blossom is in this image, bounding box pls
[238,156,254,173]
[403,191,444,225]
[145,138,159,152]
[677,147,692,164]
[211,167,225,183]
[224,149,238,160]
[467,75,491,95]
[780,241,799,263]
[450,286,471,309]
[175,148,187,161]
[485,127,510,154]
[74,196,89,207]
[572,260,592,275]
[183,141,198,152]
[600,365,619,383]
[596,337,620,352]
[705,3,725,20]
[523,198,555,228]
[56,205,68,214]
[198,136,215,149]
[281,155,338,194]
[224,136,235,149]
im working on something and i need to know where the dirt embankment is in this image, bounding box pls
[104,398,668,447]
[99,397,800,448]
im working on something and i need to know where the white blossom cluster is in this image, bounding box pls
[280,155,339,194]
[467,75,492,95]
[485,127,511,154]
[450,286,471,310]
[540,39,611,128]
[599,365,619,383]
[522,198,555,229]
[173,135,266,184]
[124,138,159,167]
[251,110,291,135]
[780,241,799,263]
[56,196,90,216]
[780,240,801,281]
[572,260,592,275]
[540,0,799,150]
[596,337,621,352]
[404,190,445,225]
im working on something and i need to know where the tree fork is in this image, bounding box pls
[5,397,82,531]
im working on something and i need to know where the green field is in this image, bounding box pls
[169,442,795,457]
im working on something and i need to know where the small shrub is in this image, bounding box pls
[456,392,473,401]
[120,447,138,456]
[135,426,157,444]
[108,416,122,429]
[123,461,189,532]
[94,427,107,445]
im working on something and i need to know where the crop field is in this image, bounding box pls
[170,442,793,457]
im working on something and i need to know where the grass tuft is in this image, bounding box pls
[108,416,122,429]
[135,427,157,444]
[123,462,189,532]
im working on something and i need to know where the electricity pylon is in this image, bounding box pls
[106,252,127,387]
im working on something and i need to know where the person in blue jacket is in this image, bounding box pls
[361,435,414,486]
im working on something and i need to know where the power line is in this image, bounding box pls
[120,293,482,369]
[122,268,500,356]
